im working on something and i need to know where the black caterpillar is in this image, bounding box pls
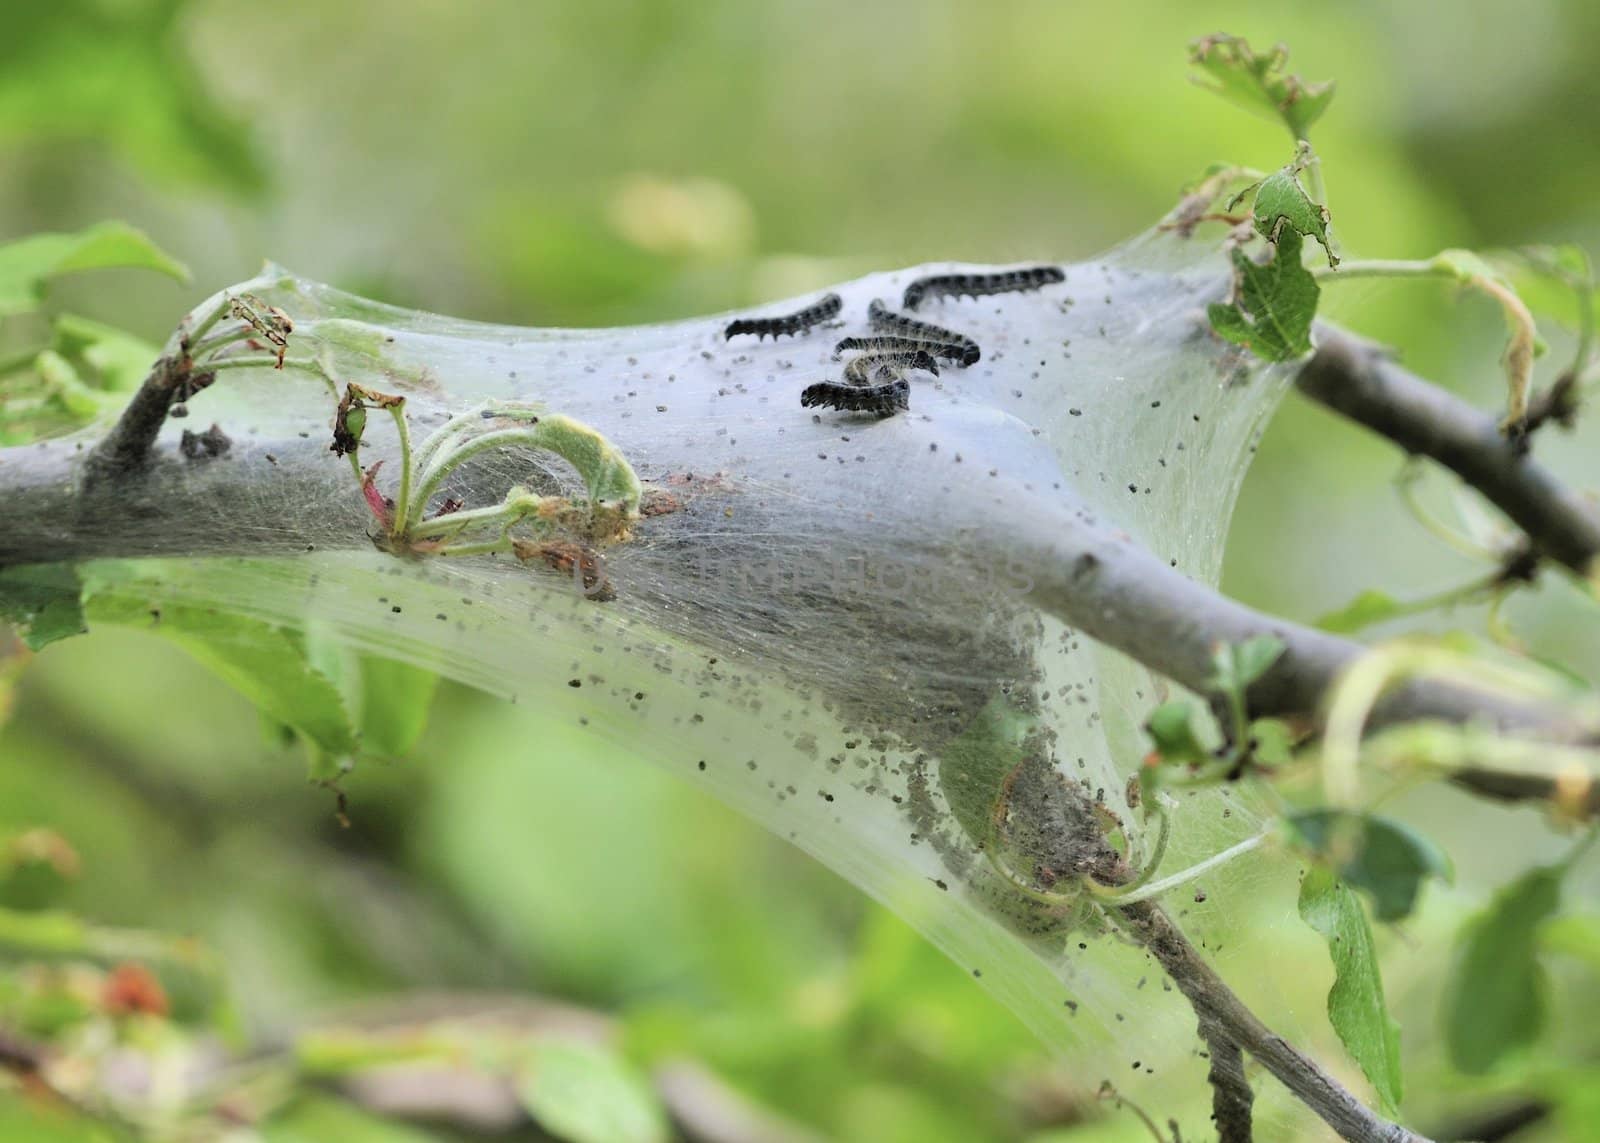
[901,266,1064,310]
[843,348,939,384]
[866,299,981,366]
[833,334,970,367]
[724,292,842,340]
[801,378,910,416]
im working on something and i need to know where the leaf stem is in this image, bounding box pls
[1313,259,1438,280]
[1102,831,1268,906]
[1090,802,1173,899]
[182,295,236,349]
[1392,462,1498,561]
[1316,255,1539,428]
[1301,139,1328,216]
[412,402,545,474]
[387,402,414,531]
[202,356,332,384]
[408,497,544,542]
[188,325,256,361]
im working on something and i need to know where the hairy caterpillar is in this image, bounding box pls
[833,335,970,367]
[800,378,910,416]
[843,348,939,385]
[901,266,1064,311]
[724,292,843,340]
[866,299,981,366]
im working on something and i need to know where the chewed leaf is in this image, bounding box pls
[1444,863,1564,1074]
[0,221,189,317]
[1208,229,1319,361]
[1299,867,1404,1114]
[1252,165,1337,267]
[1189,34,1335,140]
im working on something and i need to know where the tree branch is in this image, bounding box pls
[1005,479,1596,813]
[1296,326,1600,576]
[2,295,1595,1143]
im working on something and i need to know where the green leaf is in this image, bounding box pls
[0,221,188,317]
[300,628,437,760]
[1298,866,1404,1114]
[1287,810,1452,922]
[358,655,439,758]
[0,312,158,445]
[1248,717,1294,766]
[264,1095,438,1143]
[1540,911,1600,972]
[1211,634,1285,693]
[32,349,99,418]
[1315,589,1404,634]
[0,564,85,650]
[0,1088,121,1142]
[1444,863,1564,1074]
[518,1042,670,1143]
[1207,229,1319,362]
[1144,700,1209,766]
[1251,165,1336,266]
[1189,34,1335,140]
[1542,1065,1600,1139]
[53,313,158,392]
[82,586,356,759]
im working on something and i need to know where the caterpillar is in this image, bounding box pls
[901,266,1065,310]
[833,334,970,367]
[724,292,842,340]
[866,299,981,366]
[843,348,939,385]
[800,378,910,416]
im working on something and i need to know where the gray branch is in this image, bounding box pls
[1297,326,1600,575]
[3,296,1595,1143]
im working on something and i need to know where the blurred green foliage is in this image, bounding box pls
[3,1,1600,1139]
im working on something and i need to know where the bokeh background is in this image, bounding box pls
[3,1,1599,1140]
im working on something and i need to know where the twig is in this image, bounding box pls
[81,351,208,484]
[1116,898,1427,1143]
[1198,1027,1253,1143]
